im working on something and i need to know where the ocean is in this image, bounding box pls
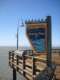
[1,46,60,80]
[0,47,25,80]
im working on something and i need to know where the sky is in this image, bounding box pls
[0,0,60,47]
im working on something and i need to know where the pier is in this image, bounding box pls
[8,16,60,80]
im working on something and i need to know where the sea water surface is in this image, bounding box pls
[0,47,25,80]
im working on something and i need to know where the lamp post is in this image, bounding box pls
[17,26,19,50]
[16,19,24,50]
[13,19,24,80]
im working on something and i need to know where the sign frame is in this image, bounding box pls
[25,16,52,66]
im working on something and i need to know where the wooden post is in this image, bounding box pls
[12,52,16,80]
[12,52,14,68]
[16,55,19,71]
[22,54,25,77]
[9,51,11,66]
[9,51,11,60]
[13,67,16,80]
[32,56,35,80]
[46,16,52,67]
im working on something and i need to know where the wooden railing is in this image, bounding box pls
[9,50,60,80]
[52,50,60,80]
[9,51,47,80]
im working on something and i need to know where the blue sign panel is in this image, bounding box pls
[28,28,46,52]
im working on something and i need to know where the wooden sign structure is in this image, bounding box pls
[9,16,55,80]
[25,16,52,67]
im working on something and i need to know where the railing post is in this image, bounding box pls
[9,51,11,66]
[9,51,11,60]
[16,55,19,71]
[12,52,16,80]
[22,54,25,77]
[13,67,16,80]
[12,52,14,68]
[32,56,35,80]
